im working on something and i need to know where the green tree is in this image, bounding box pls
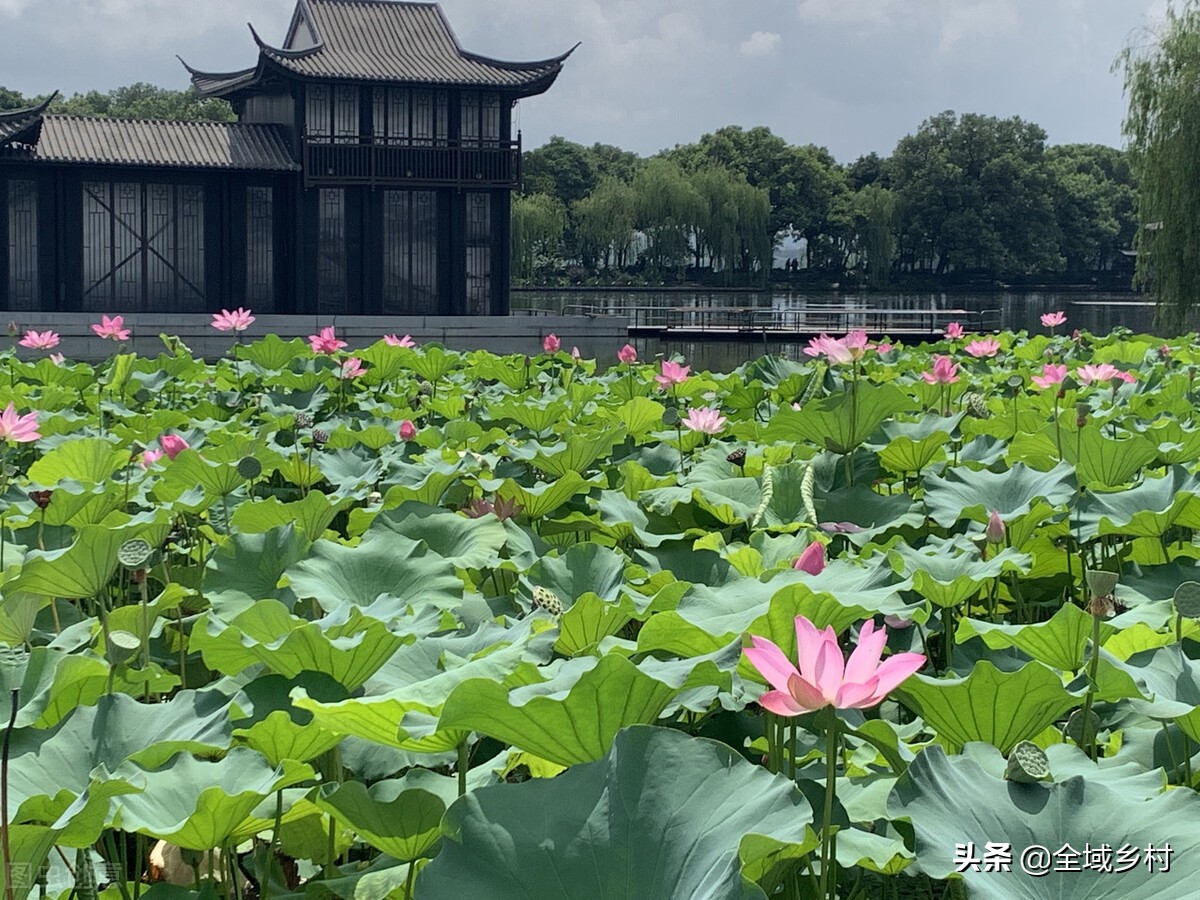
[631,158,703,278]
[890,111,1062,279]
[51,83,233,121]
[511,194,567,281]
[573,177,637,272]
[1046,144,1137,279]
[852,184,899,287]
[0,87,29,112]
[690,167,771,282]
[522,136,598,204]
[1121,1,1200,327]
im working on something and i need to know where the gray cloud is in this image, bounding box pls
[0,0,1166,161]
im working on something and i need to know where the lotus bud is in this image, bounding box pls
[28,489,51,510]
[1075,402,1089,428]
[398,420,417,441]
[985,509,1005,544]
[793,541,826,575]
[6,322,17,338]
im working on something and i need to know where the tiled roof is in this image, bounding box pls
[26,117,298,171]
[0,94,56,144]
[188,0,574,97]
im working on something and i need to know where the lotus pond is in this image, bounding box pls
[1,324,1199,900]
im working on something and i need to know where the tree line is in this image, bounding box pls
[519,117,1138,289]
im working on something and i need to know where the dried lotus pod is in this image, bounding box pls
[531,586,563,616]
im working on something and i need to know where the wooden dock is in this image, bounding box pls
[519,304,1002,342]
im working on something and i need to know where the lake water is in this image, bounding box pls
[512,288,1160,372]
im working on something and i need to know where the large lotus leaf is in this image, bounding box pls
[437,654,682,767]
[94,748,312,849]
[531,427,624,477]
[765,383,915,455]
[890,538,1030,609]
[418,725,813,900]
[295,626,552,753]
[555,593,630,657]
[230,492,351,539]
[494,471,593,518]
[609,397,667,439]
[0,826,60,900]
[1117,645,1200,742]
[1061,427,1158,488]
[364,502,506,569]
[592,490,685,548]
[888,745,1200,899]
[191,599,414,690]
[314,779,446,863]
[894,661,1079,753]
[491,398,571,435]
[232,672,351,765]
[285,532,463,611]
[922,462,1076,528]
[816,486,924,537]
[1076,467,1200,539]
[26,439,128,486]
[8,523,129,599]
[155,450,247,500]
[519,541,628,606]
[956,602,1114,674]
[204,524,309,616]
[958,741,1168,800]
[379,457,463,507]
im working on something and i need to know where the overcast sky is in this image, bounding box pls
[0,0,1172,163]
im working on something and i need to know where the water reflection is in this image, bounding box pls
[514,288,1159,372]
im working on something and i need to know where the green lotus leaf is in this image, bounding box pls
[191,600,416,691]
[891,538,1030,609]
[1118,645,1200,742]
[156,450,247,500]
[956,602,1114,673]
[766,383,915,455]
[99,748,312,850]
[1061,427,1159,488]
[417,725,814,900]
[922,462,1075,528]
[230,492,351,539]
[493,470,593,519]
[609,396,667,439]
[286,532,463,611]
[894,661,1079,753]
[204,524,309,616]
[554,593,630,657]
[888,744,1200,899]
[26,438,128,487]
[0,826,61,900]
[531,426,624,477]
[437,654,681,767]
[365,502,507,569]
[232,672,351,765]
[1076,467,1200,539]
[314,780,446,863]
[519,541,628,606]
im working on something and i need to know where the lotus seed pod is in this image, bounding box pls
[237,456,263,480]
[531,586,563,617]
[1174,582,1200,619]
[117,538,154,570]
[726,448,747,467]
[1064,708,1101,746]
[1085,569,1119,600]
[1005,740,1052,783]
[965,392,991,419]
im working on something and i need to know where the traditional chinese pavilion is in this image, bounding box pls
[0,0,573,315]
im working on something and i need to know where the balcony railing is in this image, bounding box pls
[302,135,522,188]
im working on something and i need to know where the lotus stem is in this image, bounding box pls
[820,714,840,900]
[404,861,417,898]
[1079,609,1102,760]
[1,688,16,900]
[457,738,469,798]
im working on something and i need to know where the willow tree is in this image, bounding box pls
[1122,1,1200,329]
[573,177,637,271]
[511,194,566,281]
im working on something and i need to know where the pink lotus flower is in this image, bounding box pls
[843,330,870,358]
[617,344,638,364]
[793,541,826,575]
[985,509,1006,544]
[803,334,855,366]
[92,315,130,342]
[0,403,39,443]
[571,346,581,360]
[744,616,926,715]
[681,407,727,435]
[140,449,164,469]
[18,330,59,350]
[945,322,965,339]
[308,326,347,355]
[876,342,894,355]
[159,434,189,460]
[1041,311,1067,329]
[384,334,417,348]
[922,355,959,384]
[1075,363,1121,385]
[543,333,561,354]
[49,353,65,367]
[655,360,690,389]
[1115,370,1137,384]
[398,420,417,441]
[211,308,255,333]
[1032,363,1068,391]
[338,358,366,380]
[964,338,1001,359]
